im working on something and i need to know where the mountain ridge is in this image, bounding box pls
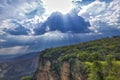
[31,36,120,80]
[0,52,39,80]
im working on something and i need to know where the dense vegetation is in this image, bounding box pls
[21,36,120,80]
[40,36,120,80]
[21,76,32,80]
[41,36,120,62]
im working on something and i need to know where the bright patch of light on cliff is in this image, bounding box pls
[42,0,73,14]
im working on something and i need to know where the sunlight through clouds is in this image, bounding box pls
[42,0,73,14]
[0,0,120,55]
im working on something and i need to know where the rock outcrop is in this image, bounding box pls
[33,58,85,80]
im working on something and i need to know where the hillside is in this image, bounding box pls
[39,36,120,62]
[0,52,39,80]
[23,36,120,80]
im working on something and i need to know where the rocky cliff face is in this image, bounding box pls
[33,58,85,80]
[33,37,120,80]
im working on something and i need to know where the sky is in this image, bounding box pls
[0,0,120,55]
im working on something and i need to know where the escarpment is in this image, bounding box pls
[32,37,120,80]
[33,58,85,80]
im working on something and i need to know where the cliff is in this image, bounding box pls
[32,36,120,80]
[33,58,86,80]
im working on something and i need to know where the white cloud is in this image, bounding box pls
[0,0,45,35]
[0,19,18,29]
[78,0,120,32]
[0,0,45,20]
[0,39,6,43]
[72,0,82,3]
[79,0,106,17]
[0,46,29,55]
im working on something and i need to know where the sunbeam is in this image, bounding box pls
[42,0,73,14]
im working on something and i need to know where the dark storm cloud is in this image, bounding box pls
[34,9,91,35]
[2,21,30,35]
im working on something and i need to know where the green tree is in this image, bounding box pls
[89,53,103,61]
[21,76,32,80]
[77,52,89,61]
[88,61,104,80]
[104,55,119,80]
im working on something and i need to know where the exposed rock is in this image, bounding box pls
[61,62,70,80]
[34,58,84,80]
